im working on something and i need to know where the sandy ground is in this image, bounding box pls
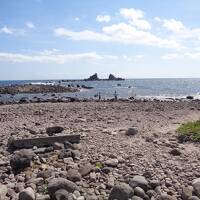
[1,100,200,199]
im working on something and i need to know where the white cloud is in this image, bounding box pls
[96,15,111,23]
[0,26,13,34]
[0,51,117,64]
[0,26,25,36]
[26,22,35,29]
[54,23,181,49]
[74,17,80,21]
[161,53,179,60]
[120,8,151,30]
[161,52,200,60]
[163,19,186,33]
[123,54,144,61]
[54,28,110,42]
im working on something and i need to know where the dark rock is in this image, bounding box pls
[169,148,181,156]
[186,96,194,100]
[47,178,77,200]
[125,128,138,136]
[108,74,124,81]
[46,126,64,136]
[64,141,74,150]
[10,149,35,173]
[109,183,134,200]
[19,187,35,200]
[55,189,70,200]
[85,73,99,81]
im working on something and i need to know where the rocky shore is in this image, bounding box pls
[0,84,79,95]
[0,101,200,200]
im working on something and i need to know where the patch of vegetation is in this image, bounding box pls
[95,162,103,169]
[177,120,200,142]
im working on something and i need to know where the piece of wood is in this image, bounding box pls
[8,134,80,150]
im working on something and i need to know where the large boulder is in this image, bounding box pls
[85,73,99,81]
[109,183,134,200]
[47,178,77,200]
[19,187,35,200]
[10,149,35,173]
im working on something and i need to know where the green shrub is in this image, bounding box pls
[177,119,200,142]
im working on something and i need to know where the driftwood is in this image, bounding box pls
[8,134,80,150]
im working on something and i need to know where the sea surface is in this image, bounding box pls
[1,78,200,103]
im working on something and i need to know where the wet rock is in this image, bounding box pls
[125,128,138,136]
[109,183,134,200]
[10,149,35,173]
[47,178,77,200]
[129,175,148,191]
[182,186,193,200]
[19,187,35,200]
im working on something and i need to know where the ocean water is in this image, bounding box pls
[0,78,200,102]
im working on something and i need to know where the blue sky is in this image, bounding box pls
[1,0,200,80]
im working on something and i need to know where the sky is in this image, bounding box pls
[0,0,200,80]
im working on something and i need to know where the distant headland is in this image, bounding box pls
[84,73,125,81]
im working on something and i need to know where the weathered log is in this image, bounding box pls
[8,134,80,150]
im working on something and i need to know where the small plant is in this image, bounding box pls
[95,162,103,169]
[177,119,200,142]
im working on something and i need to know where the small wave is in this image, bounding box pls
[30,82,56,86]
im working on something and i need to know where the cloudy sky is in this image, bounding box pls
[0,0,200,80]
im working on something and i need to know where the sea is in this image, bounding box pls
[1,78,200,103]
